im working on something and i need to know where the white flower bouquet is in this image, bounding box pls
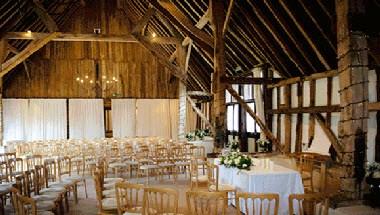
[220,151,253,170]
[227,139,239,151]
[367,162,380,178]
[256,138,271,152]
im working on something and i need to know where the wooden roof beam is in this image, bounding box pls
[132,7,156,34]
[5,32,138,43]
[279,0,331,70]
[223,0,235,36]
[221,76,283,84]
[268,69,338,88]
[149,0,214,55]
[32,0,59,32]
[0,32,59,77]
[314,113,342,159]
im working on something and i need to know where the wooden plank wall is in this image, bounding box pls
[3,0,179,99]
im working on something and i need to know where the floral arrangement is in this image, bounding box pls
[367,162,380,177]
[256,138,271,152]
[220,151,253,170]
[227,139,239,151]
[185,129,211,141]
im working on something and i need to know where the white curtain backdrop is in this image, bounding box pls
[3,99,67,143]
[253,68,266,139]
[3,99,28,143]
[136,99,178,139]
[69,99,104,139]
[26,99,67,141]
[112,99,136,138]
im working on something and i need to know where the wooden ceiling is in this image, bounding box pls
[1,0,379,92]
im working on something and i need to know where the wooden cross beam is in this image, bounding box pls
[149,0,214,55]
[5,32,138,43]
[132,7,156,34]
[32,0,59,32]
[227,85,283,152]
[223,0,235,35]
[0,32,59,77]
[314,113,343,159]
[268,70,338,88]
[186,95,215,131]
[7,44,31,80]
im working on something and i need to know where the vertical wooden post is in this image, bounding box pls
[284,85,291,152]
[210,0,227,147]
[276,88,281,145]
[0,39,7,146]
[295,82,304,152]
[263,65,273,131]
[336,0,368,199]
[375,67,380,162]
[326,77,333,127]
[308,80,316,147]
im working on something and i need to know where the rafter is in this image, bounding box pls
[223,0,235,35]
[32,0,59,32]
[132,7,156,34]
[279,0,331,70]
[149,0,214,55]
[7,44,31,80]
[5,32,138,43]
[0,32,59,77]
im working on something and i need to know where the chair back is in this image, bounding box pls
[207,162,219,191]
[0,161,9,182]
[186,190,226,215]
[24,170,36,197]
[44,159,57,186]
[57,156,72,181]
[143,187,179,215]
[236,192,279,215]
[11,187,38,215]
[289,193,329,215]
[115,181,144,215]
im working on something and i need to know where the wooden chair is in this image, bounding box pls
[186,190,227,215]
[93,171,117,214]
[115,181,144,215]
[289,193,329,215]
[189,158,208,189]
[207,162,236,193]
[0,161,9,183]
[11,186,56,215]
[8,157,24,181]
[235,192,279,215]
[142,187,179,215]
[298,154,315,192]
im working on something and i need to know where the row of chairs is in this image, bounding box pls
[1,156,88,215]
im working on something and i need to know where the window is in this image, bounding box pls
[227,104,239,131]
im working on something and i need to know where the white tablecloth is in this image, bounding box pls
[188,139,214,154]
[216,160,304,215]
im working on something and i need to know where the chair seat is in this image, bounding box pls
[32,194,59,202]
[40,186,66,193]
[125,161,139,165]
[122,206,143,215]
[63,175,84,183]
[38,211,55,215]
[209,184,235,192]
[86,161,97,165]
[102,198,117,210]
[49,181,73,187]
[11,171,24,176]
[140,164,159,170]
[191,175,208,183]
[104,183,116,190]
[71,157,83,162]
[174,161,190,166]
[103,189,116,198]
[158,163,175,167]
[33,200,56,211]
[104,177,123,184]
[0,183,13,194]
[109,162,128,168]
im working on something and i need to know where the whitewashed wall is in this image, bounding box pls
[271,71,376,161]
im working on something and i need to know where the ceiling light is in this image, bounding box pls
[152,32,156,38]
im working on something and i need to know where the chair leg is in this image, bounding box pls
[83,179,88,198]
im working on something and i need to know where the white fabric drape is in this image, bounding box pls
[253,68,266,139]
[69,99,104,139]
[3,99,67,143]
[111,99,136,138]
[3,99,28,143]
[136,99,178,139]
[26,99,67,141]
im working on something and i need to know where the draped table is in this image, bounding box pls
[188,138,214,154]
[215,159,304,215]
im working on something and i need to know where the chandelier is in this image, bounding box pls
[75,74,119,96]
